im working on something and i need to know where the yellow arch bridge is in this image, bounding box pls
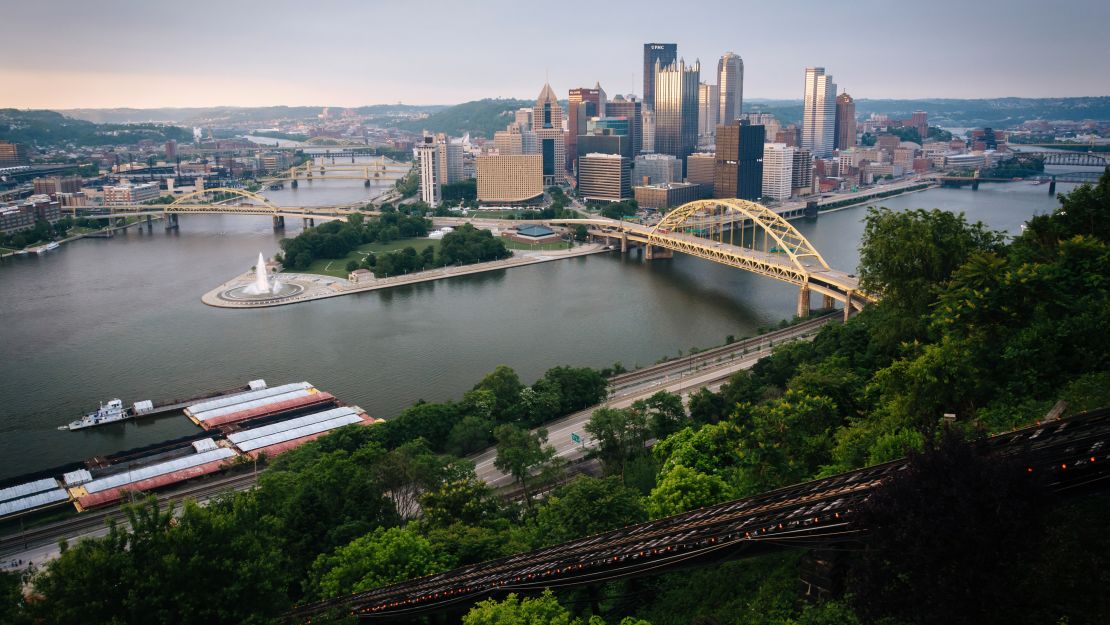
[263,157,412,186]
[550,198,875,318]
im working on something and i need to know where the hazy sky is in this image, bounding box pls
[3,0,1107,109]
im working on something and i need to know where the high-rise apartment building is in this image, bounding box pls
[791,148,814,196]
[713,120,764,200]
[435,133,464,184]
[606,95,643,156]
[577,153,630,202]
[653,58,700,173]
[514,108,533,131]
[741,113,781,144]
[762,143,795,200]
[415,135,440,206]
[634,153,682,186]
[32,176,82,196]
[0,141,29,167]
[476,155,543,204]
[567,86,603,172]
[533,83,565,186]
[717,52,744,124]
[801,67,837,158]
[910,110,928,142]
[698,83,719,145]
[643,43,677,110]
[835,92,856,150]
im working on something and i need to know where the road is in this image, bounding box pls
[471,315,835,489]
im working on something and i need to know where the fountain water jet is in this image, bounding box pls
[218,252,305,302]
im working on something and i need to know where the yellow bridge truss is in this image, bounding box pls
[645,198,831,286]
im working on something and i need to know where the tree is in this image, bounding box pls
[493,424,559,511]
[309,526,453,599]
[445,414,495,456]
[847,432,1047,625]
[585,407,649,481]
[471,365,524,422]
[419,472,502,528]
[633,390,687,440]
[345,259,359,272]
[646,465,733,519]
[533,476,646,546]
[464,590,580,625]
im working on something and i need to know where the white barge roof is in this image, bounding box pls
[231,410,364,452]
[82,448,236,494]
[0,488,69,518]
[0,477,60,503]
[185,382,311,416]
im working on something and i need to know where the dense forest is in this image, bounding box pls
[0,109,191,148]
[4,174,1109,625]
[389,98,533,138]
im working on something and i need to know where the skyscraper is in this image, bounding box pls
[713,120,765,200]
[762,143,795,200]
[435,133,464,184]
[910,110,928,142]
[717,52,744,123]
[834,92,856,150]
[653,58,700,173]
[643,43,677,110]
[606,95,643,156]
[415,135,440,206]
[698,82,719,145]
[802,67,837,158]
[567,86,602,172]
[533,82,565,186]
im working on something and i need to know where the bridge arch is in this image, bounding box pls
[170,187,279,209]
[647,198,831,281]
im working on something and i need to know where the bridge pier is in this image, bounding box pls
[163,213,179,230]
[822,294,835,311]
[620,233,628,254]
[843,292,853,322]
[291,179,298,189]
[971,179,980,191]
[644,245,672,260]
[1049,177,1056,195]
[303,218,315,228]
[272,215,285,231]
[796,285,811,319]
[145,215,153,230]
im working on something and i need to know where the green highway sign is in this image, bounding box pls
[570,432,581,444]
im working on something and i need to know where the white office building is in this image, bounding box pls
[762,143,795,200]
[801,67,837,158]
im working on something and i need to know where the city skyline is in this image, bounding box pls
[2,0,1108,109]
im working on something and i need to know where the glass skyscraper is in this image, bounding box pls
[802,67,837,158]
[716,52,744,124]
[653,58,700,174]
[642,43,677,110]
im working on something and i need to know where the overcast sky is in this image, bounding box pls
[3,0,1107,109]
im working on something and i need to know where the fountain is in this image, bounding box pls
[218,252,305,302]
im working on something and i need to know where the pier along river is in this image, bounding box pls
[0,178,1074,480]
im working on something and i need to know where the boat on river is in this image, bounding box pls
[59,399,130,430]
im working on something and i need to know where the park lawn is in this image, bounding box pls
[502,239,575,251]
[291,237,441,278]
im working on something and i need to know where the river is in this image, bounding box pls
[0,180,1075,480]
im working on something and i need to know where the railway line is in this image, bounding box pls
[290,408,1110,622]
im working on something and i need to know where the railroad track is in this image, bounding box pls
[0,471,259,557]
[290,408,1110,622]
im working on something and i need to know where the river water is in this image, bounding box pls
[0,180,1074,479]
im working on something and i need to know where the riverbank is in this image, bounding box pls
[0,216,159,259]
[201,243,609,309]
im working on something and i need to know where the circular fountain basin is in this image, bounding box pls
[219,282,305,302]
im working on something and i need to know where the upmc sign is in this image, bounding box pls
[650,45,666,50]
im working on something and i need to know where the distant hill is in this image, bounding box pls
[388,98,533,139]
[0,109,190,147]
[745,96,1110,128]
[59,104,444,125]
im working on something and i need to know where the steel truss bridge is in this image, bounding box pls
[71,187,360,226]
[288,408,1110,623]
[552,199,872,318]
[263,157,412,185]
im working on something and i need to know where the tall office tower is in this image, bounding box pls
[801,67,837,158]
[834,92,856,150]
[415,135,440,206]
[494,124,538,156]
[634,153,683,185]
[594,81,607,117]
[643,43,677,110]
[698,82,720,145]
[165,139,177,160]
[515,108,533,131]
[713,120,764,200]
[717,52,744,123]
[910,110,928,141]
[577,153,630,202]
[741,113,781,143]
[791,148,814,196]
[533,82,566,186]
[435,133,464,184]
[641,106,656,153]
[0,141,29,167]
[762,143,796,200]
[653,58,700,173]
[606,95,643,155]
[567,86,602,172]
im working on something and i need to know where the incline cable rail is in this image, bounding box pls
[288,407,1110,622]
